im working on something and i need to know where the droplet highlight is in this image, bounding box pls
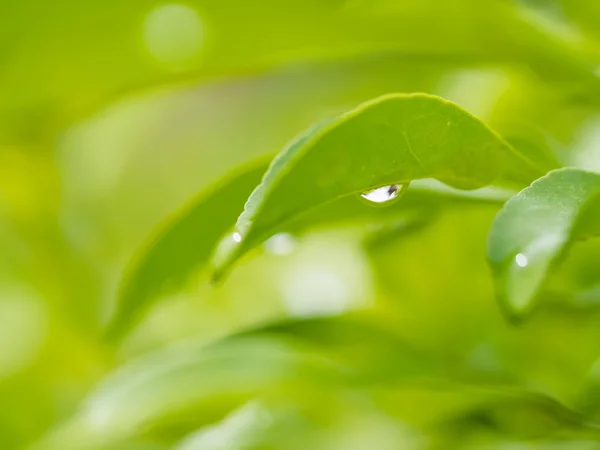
[232,232,242,243]
[515,253,528,268]
[360,184,407,204]
[501,235,562,315]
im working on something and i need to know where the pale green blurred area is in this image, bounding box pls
[4,0,600,448]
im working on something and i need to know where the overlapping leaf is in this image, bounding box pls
[213,93,540,279]
[488,168,600,318]
[112,125,517,339]
[106,161,268,340]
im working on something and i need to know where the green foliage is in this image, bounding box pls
[212,93,538,279]
[488,168,600,319]
[6,0,600,449]
[114,156,512,338]
[108,160,269,340]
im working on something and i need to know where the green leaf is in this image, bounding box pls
[174,401,273,450]
[109,148,513,341]
[433,388,600,442]
[213,93,539,280]
[487,168,600,319]
[38,315,482,448]
[106,160,269,341]
[373,384,600,443]
[286,179,513,234]
[233,314,437,383]
[37,337,345,450]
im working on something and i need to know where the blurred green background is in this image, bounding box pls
[5,0,600,448]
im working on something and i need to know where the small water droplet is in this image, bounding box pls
[232,232,242,243]
[503,235,561,314]
[360,183,407,204]
[515,253,528,268]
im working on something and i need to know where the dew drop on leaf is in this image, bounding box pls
[503,236,561,315]
[360,183,407,204]
[515,253,528,268]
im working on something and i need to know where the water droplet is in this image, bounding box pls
[502,235,562,315]
[360,183,407,204]
[232,232,242,243]
[515,253,528,268]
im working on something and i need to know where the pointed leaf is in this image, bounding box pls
[110,155,513,341]
[106,160,269,341]
[214,93,539,279]
[487,168,600,319]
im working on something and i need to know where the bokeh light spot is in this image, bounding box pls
[143,3,205,69]
[515,253,528,268]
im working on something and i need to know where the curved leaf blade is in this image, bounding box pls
[214,93,536,279]
[106,160,269,341]
[487,168,600,319]
[108,156,513,341]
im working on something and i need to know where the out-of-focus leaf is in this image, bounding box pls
[33,335,344,450]
[375,385,600,444]
[39,314,543,449]
[487,168,600,319]
[36,312,600,449]
[435,389,600,443]
[4,0,597,145]
[174,401,273,450]
[181,385,600,449]
[233,314,439,383]
[575,356,600,419]
[213,93,541,279]
[558,0,600,44]
[106,160,269,341]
